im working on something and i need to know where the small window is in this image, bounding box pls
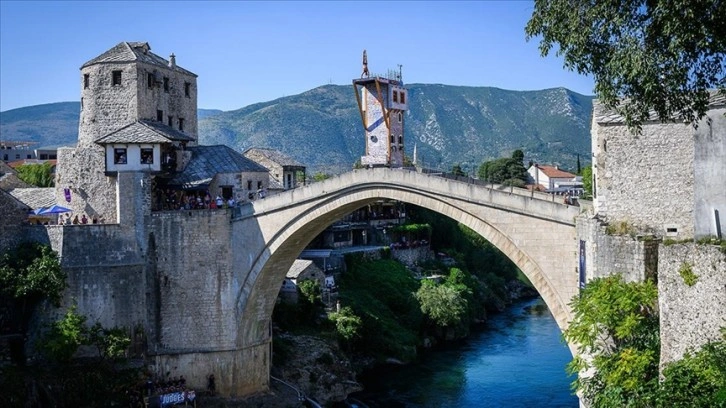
[184,82,191,97]
[398,135,403,144]
[112,70,122,86]
[84,74,89,89]
[2,154,7,161]
[398,112,403,122]
[400,92,405,104]
[163,77,169,92]
[40,154,48,160]
[114,148,127,164]
[247,180,252,190]
[157,110,163,122]
[257,181,263,190]
[81,97,84,111]
[26,154,32,159]
[148,73,154,88]
[178,118,184,131]
[390,135,395,144]
[168,116,173,127]
[141,148,154,164]
[15,154,20,159]
[392,90,398,103]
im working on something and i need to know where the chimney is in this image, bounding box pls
[169,53,176,68]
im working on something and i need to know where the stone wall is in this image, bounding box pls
[391,246,433,268]
[592,109,695,238]
[135,61,198,142]
[658,243,726,365]
[576,216,659,283]
[55,146,118,222]
[148,209,236,353]
[693,107,726,239]
[79,62,140,147]
[592,101,726,240]
[0,189,29,254]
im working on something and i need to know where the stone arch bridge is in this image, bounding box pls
[220,167,580,395]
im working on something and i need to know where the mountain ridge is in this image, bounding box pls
[1,84,594,174]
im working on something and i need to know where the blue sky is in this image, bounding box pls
[0,1,595,112]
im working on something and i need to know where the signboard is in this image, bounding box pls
[156,390,196,407]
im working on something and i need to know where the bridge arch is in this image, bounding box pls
[232,168,580,351]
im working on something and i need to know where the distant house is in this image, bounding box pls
[243,147,306,192]
[527,164,583,194]
[279,259,326,303]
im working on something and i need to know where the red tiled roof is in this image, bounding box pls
[537,165,575,179]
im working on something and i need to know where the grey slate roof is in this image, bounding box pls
[594,90,726,124]
[81,42,197,77]
[9,187,56,210]
[167,145,269,189]
[95,120,195,144]
[244,147,305,168]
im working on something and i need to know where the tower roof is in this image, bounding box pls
[81,41,197,77]
[95,120,196,144]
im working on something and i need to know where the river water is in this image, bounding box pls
[349,297,579,408]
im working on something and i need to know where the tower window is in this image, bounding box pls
[148,73,154,88]
[84,74,89,89]
[398,135,403,144]
[400,92,406,104]
[163,77,169,92]
[141,148,154,164]
[398,112,403,122]
[178,118,184,131]
[157,110,163,121]
[393,90,398,103]
[168,116,173,127]
[184,82,191,97]
[112,70,122,86]
[114,148,127,164]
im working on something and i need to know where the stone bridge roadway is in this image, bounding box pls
[227,167,581,395]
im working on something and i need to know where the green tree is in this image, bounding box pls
[40,305,87,362]
[15,162,55,187]
[512,149,524,163]
[415,279,469,328]
[451,163,466,177]
[564,275,660,407]
[298,279,321,305]
[312,172,331,182]
[478,156,528,187]
[328,306,363,345]
[0,242,66,364]
[658,340,726,407]
[581,165,593,198]
[526,0,726,130]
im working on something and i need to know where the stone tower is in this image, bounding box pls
[353,54,408,167]
[55,42,198,222]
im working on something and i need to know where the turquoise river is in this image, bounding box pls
[349,297,579,407]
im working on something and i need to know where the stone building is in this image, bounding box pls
[55,41,199,222]
[580,92,726,367]
[352,69,409,168]
[243,147,306,192]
